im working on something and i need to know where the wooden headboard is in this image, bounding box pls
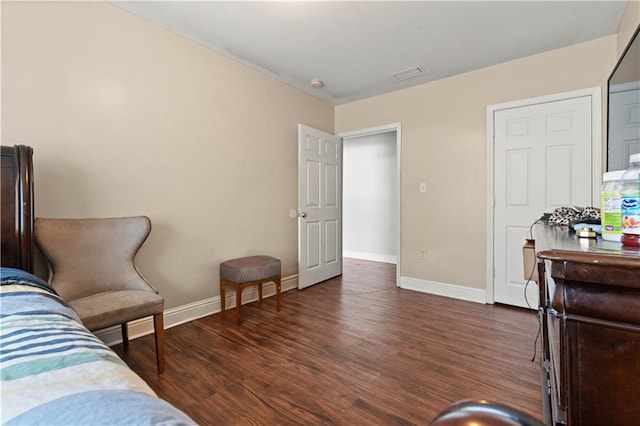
[1,144,34,272]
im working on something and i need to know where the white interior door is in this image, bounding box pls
[298,124,342,289]
[493,95,593,308]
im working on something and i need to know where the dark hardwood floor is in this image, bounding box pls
[114,258,542,425]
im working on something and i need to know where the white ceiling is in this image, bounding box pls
[112,1,628,105]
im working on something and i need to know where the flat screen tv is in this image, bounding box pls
[607,23,640,172]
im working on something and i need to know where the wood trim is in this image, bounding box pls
[1,144,34,272]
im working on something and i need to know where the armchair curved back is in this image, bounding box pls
[35,216,154,301]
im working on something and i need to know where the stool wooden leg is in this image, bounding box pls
[236,284,242,325]
[258,282,263,303]
[275,275,282,312]
[220,279,226,314]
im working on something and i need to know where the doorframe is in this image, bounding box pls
[338,122,402,286]
[485,87,602,303]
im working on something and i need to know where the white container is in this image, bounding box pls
[601,170,625,242]
[620,153,640,247]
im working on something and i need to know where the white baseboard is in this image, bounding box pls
[343,251,397,264]
[95,274,299,346]
[399,276,486,304]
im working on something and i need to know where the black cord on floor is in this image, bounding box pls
[524,217,544,363]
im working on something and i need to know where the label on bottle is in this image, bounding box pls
[621,194,640,236]
[602,194,622,235]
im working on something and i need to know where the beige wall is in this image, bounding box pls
[617,0,640,54]
[1,2,334,308]
[336,36,617,291]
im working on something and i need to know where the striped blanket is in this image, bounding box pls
[0,267,195,425]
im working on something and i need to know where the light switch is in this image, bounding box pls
[419,182,427,193]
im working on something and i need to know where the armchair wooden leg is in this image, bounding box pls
[154,314,165,374]
[121,323,129,351]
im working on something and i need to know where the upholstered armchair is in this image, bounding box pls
[35,216,165,373]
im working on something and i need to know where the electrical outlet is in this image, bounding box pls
[419,248,427,260]
[419,182,427,193]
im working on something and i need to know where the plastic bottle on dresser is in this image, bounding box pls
[620,153,640,248]
[601,170,625,242]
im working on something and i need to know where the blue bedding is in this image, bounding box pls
[0,267,196,425]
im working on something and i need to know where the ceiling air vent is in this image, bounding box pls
[391,66,424,81]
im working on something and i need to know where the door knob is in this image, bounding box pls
[300,212,307,218]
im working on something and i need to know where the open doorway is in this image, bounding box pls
[339,123,401,285]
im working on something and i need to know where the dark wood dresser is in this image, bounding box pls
[534,225,640,425]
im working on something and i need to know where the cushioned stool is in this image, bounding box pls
[219,255,281,324]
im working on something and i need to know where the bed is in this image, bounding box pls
[0,145,195,425]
